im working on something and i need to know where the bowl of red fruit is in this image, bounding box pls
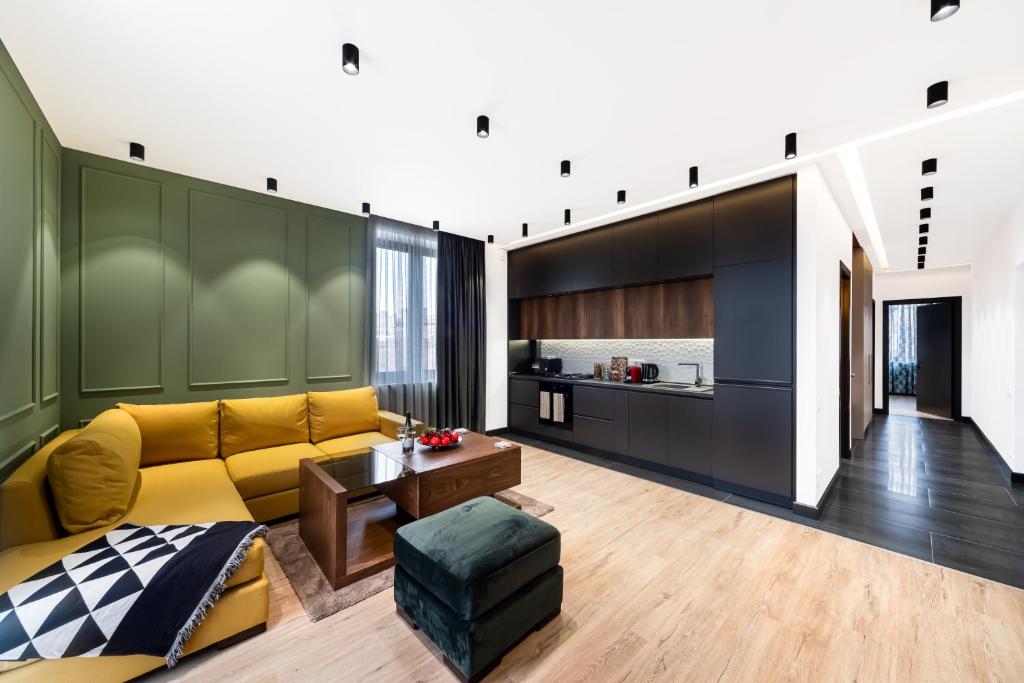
[419,428,462,450]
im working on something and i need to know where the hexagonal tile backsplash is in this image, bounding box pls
[537,339,714,384]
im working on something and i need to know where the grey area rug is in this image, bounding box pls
[265,490,554,623]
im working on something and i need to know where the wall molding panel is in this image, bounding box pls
[305,214,357,382]
[0,441,37,481]
[39,423,60,447]
[79,166,164,394]
[40,133,61,404]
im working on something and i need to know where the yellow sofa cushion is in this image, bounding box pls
[47,409,142,534]
[220,393,310,457]
[225,442,324,500]
[117,400,220,466]
[308,386,380,443]
[314,431,395,457]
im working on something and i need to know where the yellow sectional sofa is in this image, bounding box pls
[0,386,415,681]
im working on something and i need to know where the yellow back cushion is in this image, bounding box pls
[116,400,220,466]
[47,409,141,534]
[308,387,380,443]
[220,393,310,456]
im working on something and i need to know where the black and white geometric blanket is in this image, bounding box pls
[0,521,266,667]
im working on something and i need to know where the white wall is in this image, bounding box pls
[872,266,973,415]
[969,199,1024,473]
[795,165,854,508]
[484,245,508,431]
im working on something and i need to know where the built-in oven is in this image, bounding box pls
[538,382,572,429]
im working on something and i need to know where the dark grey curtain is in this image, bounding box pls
[435,232,486,431]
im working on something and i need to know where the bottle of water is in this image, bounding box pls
[401,411,415,453]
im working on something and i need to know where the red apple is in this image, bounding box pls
[430,436,441,447]
[440,437,450,447]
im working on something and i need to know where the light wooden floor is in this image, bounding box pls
[156,443,1024,682]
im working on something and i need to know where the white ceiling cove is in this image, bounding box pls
[1,0,1022,269]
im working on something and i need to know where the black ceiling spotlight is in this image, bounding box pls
[432,220,439,231]
[362,202,371,215]
[918,263,925,269]
[560,160,571,177]
[266,177,278,193]
[522,223,528,237]
[922,158,938,175]
[342,43,359,75]
[927,81,949,109]
[564,209,571,225]
[921,207,932,219]
[931,0,960,22]
[477,115,489,138]
[617,190,626,204]
[129,142,145,162]
[920,235,929,245]
[918,246,927,255]
[689,166,699,188]
[920,223,930,233]
[785,132,797,160]
[921,186,934,201]
[487,235,494,244]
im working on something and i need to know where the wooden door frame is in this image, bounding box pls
[839,264,852,460]
[881,296,962,420]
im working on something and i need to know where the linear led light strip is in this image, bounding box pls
[505,88,1024,272]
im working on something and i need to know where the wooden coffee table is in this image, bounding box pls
[299,432,521,589]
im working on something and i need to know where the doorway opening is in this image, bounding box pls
[840,265,852,460]
[882,297,962,421]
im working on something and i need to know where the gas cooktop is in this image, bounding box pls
[543,372,594,380]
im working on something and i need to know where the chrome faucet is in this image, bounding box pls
[677,363,704,386]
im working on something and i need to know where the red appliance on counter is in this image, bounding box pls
[626,365,642,383]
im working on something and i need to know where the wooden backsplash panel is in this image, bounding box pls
[519,277,713,339]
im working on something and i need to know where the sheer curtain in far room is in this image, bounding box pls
[365,215,437,425]
[888,303,920,396]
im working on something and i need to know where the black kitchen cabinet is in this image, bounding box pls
[713,176,794,267]
[666,396,713,478]
[574,415,616,452]
[712,383,793,502]
[511,240,573,299]
[714,257,793,384]
[509,403,537,431]
[658,199,713,281]
[573,385,615,420]
[627,392,668,465]
[613,391,629,456]
[570,226,614,292]
[510,378,539,407]
[613,214,659,287]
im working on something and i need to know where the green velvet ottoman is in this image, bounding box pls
[393,496,563,682]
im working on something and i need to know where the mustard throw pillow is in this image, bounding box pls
[220,393,310,456]
[308,387,380,443]
[47,409,141,534]
[116,400,220,466]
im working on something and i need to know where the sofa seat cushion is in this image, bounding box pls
[314,431,394,456]
[117,400,220,466]
[394,497,561,620]
[225,442,324,500]
[0,458,263,595]
[308,387,380,442]
[220,393,310,457]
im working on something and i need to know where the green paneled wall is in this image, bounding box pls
[0,40,62,477]
[60,150,367,430]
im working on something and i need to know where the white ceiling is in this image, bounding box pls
[2,0,1022,268]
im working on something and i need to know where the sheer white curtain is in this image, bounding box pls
[366,215,437,425]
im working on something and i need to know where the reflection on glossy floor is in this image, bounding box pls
[889,394,952,421]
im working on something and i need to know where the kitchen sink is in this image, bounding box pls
[646,383,714,393]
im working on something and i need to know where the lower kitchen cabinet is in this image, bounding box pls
[667,396,713,478]
[573,415,615,451]
[712,383,793,502]
[627,393,668,465]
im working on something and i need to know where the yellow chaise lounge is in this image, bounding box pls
[0,386,413,681]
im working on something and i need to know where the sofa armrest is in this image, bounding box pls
[378,410,423,439]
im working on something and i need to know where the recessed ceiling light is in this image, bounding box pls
[922,158,938,175]
[522,223,528,237]
[689,166,699,188]
[920,224,929,233]
[918,263,925,269]
[919,254,926,262]
[564,209,571,225]
[927,81,949,109]
[362,202,371,215]
[921,187,934,201]
[129,142,145,162]
[919,246,927,255]
[920,235,929,245]
[785,132,797,159]
[921,208,932,219]
[930,0,960,22]
[342,43,359,75]
[487,235,494,244]
[560,160,571,177]
[266,177,277,193]
[617,190,626,204]
[432,220,439,231]
[477,115,489,138]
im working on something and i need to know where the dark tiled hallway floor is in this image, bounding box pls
[509,413,1024,589]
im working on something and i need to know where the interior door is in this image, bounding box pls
[916,303,953,418]
[840,268,851,459]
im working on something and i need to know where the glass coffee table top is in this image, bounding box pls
[314,448,412,492]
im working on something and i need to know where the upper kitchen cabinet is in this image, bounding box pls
[570,226,614,292]
[713,176,794,267]
[510,239,573,298]
[657,199,713,281]
[613,214,659,287]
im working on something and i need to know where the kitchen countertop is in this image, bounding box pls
[508,373,714,399]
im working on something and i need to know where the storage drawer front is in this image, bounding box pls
[573,385,615,420]
[510,379,539,407]
[574,416,615,451]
